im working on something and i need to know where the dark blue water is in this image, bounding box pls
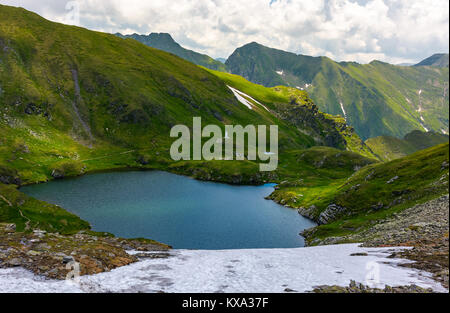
[21,171,316,250]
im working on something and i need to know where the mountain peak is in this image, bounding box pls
[114,32,226,71]
[415,53,449,67]
[240,41,263,49]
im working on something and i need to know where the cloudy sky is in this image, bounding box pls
[1,0,448,64]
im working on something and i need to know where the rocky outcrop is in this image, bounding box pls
[297,205,317,220]
[273,100,348,150]
[172,165,279,186]
[318,203,347,225]
[0,223,171,280]
[0,166,21,185]
[304,195,450,289]
[136,155,150,165]
[387,176,399,184]
[51,169,65,179]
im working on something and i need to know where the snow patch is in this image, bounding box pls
[420,123,429,132]
[296,84,312,91]
[227,86,270,112]
[228,86,253,109]
[340,102,348,121]
[0,244,445,293]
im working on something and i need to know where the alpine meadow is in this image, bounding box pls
[0,1,449,297]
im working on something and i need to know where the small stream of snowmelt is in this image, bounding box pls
[0,244,445,293]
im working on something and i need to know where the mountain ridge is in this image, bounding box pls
[365,130,449,161]
[115,32,227,72]
[112,34,448,141]
[0,4,375,187]
[0,6,449,288]
[225,42,449,140]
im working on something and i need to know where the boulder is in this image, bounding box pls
[318,204,347,225]
[51,169,65,179]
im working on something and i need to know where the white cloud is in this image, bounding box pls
[1,0,448,64]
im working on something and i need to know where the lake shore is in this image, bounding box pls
[1,164,448,292]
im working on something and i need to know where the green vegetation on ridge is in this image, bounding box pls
[226,42,449,140]
[0,5,379,235]
[0,5,447,251]
[207,69,376,159]
[115,32,227,72]
[270,144,449,245]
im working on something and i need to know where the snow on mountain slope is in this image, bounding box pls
[227,86,270,112]
[340,102,348,121]
[0,244,445,293]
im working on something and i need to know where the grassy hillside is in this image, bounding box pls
[269,143,449,244]
[0,5,382,234]
[2,5,445,250]
[208,70,376,159]
[0,4,319,184]
[226,42,449,140]
[366,130,449,161]
[116,33,227,72]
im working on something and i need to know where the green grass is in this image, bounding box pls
[294,143,449,244]
[366,130,449,161]
[207,69,377,159]
[0,5,446,246]
[268,146,377,207]
[225,42,449,140]
[0,183,90,233]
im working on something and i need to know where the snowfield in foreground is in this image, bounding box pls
[0,244,446,293]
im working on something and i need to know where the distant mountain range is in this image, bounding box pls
[415,53,449,67]
[0,5,376,188]
[225,42,449,140]
[115,33,227,72]
[115,33,448,140]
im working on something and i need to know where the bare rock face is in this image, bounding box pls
[297,205,317,220]
[318,204,347,225]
